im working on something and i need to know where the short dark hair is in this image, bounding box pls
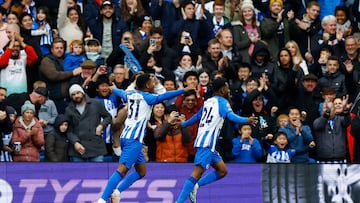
[183,71,198,83]
[237,62,252,72]
[136,73,152,90]
[150,27,163,36]
[0,6,6,15]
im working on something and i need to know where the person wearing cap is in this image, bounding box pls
[294,73,321,128]
[65,84,112,162]
[0,27,38,96]
[95,73,196,203]
[260,0,293,60]
[3,87,48,116]
[69,59,98,91]
[133,15,153,53]
[11,100,45,162]
[84,0,128,59]
[57,0,86,51]
[176,78,257,203]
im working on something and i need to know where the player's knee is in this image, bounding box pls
[218,169,228,178]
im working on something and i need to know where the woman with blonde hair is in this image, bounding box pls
[285,40,309,76]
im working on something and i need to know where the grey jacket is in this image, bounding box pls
[65,94,112,158]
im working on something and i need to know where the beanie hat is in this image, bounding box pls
[21,100,35,114]
[69,84,85,96]
[269,0,283,8]
[241,0,254,10]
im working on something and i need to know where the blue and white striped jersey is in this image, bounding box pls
[112,88,185,143]
[183,96,248,151]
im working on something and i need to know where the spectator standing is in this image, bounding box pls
[84,1,128,59]
[260,0,293,59]
[154,105,192,162]
[0,7,9,53]
[57,0,86,50]
[120,0,148,31]
[45,114,70,161]
[65,84,111,162]
[278,107,316,163]
[39,38,82,113]
[0,106,16,162]
[350,107,360,163]
[11,101,45,162]
[132,16,153,53]
[0,31,38,96]
[139,26,178,79]
[3,87,48,116]
[34,81,58,137]
[313,97,351,163]
[289,1,321,59]
[69,59,97,91]
[317,56,347,97]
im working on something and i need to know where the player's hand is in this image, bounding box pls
[184,84,196,92]
[247,114,258,126]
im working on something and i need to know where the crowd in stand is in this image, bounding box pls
[1,0,360,163]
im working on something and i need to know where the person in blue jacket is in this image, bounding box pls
[232,123,263,163]
[278,106,316,163]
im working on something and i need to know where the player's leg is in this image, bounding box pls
[188,151,227,203]
[96,163,128,203]
[176,148,210,203]
[116,141,146,192]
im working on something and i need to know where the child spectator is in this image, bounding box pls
[313,96,351,163]
[34,6,53,56]
[84,37,105,67]
[0,106,16,162]
[266,132,296,163]
[63,39,86,71]
[317,56,347,97]
[335,6,353,37]
[231,123,263,163]
[45,114,70,161]
[276,114,289,129]
[318,86,337,116]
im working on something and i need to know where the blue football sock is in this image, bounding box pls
[198,171,221,187]
[176,176,197,203]
[117,171,142,192]
[101,171,123,200]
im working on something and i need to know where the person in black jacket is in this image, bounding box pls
[45,114,70,162]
